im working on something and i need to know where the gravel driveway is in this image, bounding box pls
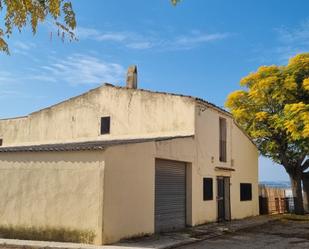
[176,219,309,249]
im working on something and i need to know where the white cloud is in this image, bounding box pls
[175,33,229,46]
[76,27,229,51]
[12,41,36,55]
[96,33,127,42]
[0,90,22,98]
[77,27,127,42]
[172,32,229,50]
[0,71,19,84]
[14,41,36,50]
[274,20,309,62]
[126,41,153,49]
[1,53,125,87]
[29,54,126,85]
[252,20,309,63]
[277,20,309,46]
[77,27,154,49]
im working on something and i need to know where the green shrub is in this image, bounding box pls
[0,225,96,244]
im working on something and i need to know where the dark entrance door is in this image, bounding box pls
[217,177,231,222]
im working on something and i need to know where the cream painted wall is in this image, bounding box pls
[230,123,259,219]
[0,151,105,244]
[102,142,155,244]
[0,86,259,245]
[102,137,195,244]
[0,85,195,146]
[193,103,259,225]
[101,125,258,244]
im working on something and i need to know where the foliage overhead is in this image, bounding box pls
[0,0,180,54]
[225,53,309,168]
[0,0,76,54]
[171,0,181,5]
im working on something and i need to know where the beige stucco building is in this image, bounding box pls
[0,69,259,244]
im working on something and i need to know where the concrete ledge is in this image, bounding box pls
[0,239,123,249]
[0,215,282,249]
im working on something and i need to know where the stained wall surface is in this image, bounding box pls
[0,151,105,244]
[0,85,195,146]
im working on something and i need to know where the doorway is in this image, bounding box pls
[217,176,231,222]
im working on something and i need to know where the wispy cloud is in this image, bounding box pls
[0,90,23,99]
[277,20,309,46]
[76,27,230,51]
[173,32,229,50]
[0,71,39,99]
[28,54,126,85]
[78,27,127,42]
[251,19,309,63]
[275,20,309,61]
[12,41,36,55]
[126,41,153,50]
[0,71,19,84]
[1,52,125,87]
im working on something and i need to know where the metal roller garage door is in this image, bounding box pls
[155,159,186,233]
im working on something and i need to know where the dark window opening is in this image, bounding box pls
[240,183,252,201]
[0,139,2,146]
[203,178,213,201]
[219,117,227,162]
[100,117,110,135]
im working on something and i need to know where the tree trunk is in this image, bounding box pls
[289,172,304,215]
[302,174,309,213]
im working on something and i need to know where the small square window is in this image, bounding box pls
[203,178,213,201]
[240,183,252,201]
[100,117,110,135]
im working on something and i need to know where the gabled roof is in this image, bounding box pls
[103,83,232,117]
[0,83,255,147]
[0,135,193,153]
[0,83,230,120]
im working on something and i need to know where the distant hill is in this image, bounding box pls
[259,181,291,189]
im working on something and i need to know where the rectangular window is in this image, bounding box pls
[100,116,110,135]
[219,117,227,162]
[240,183,252,201]
[0,139,2,146]
[203,178,213,201]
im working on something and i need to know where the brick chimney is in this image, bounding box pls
[126,65,138,89]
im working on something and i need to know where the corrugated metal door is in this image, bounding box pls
[155,159,186,233]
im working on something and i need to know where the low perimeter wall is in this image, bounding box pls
[0,151,104,244]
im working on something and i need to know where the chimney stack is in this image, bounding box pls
[126,65,138,89]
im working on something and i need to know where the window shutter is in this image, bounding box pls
[203,178,213,201]
[100,117,111,135]
[240,183,252,201]
[219,118,227,162]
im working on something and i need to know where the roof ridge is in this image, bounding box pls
[103,83,231,116]
[1,83,230,121]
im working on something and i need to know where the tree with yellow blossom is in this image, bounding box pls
[226,53,309,214]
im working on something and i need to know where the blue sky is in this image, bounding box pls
[1,0,309,181]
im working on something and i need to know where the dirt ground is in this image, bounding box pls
[177,219,309,249]
[0,217,308,249]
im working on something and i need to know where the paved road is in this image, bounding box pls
[176,219,309,249]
